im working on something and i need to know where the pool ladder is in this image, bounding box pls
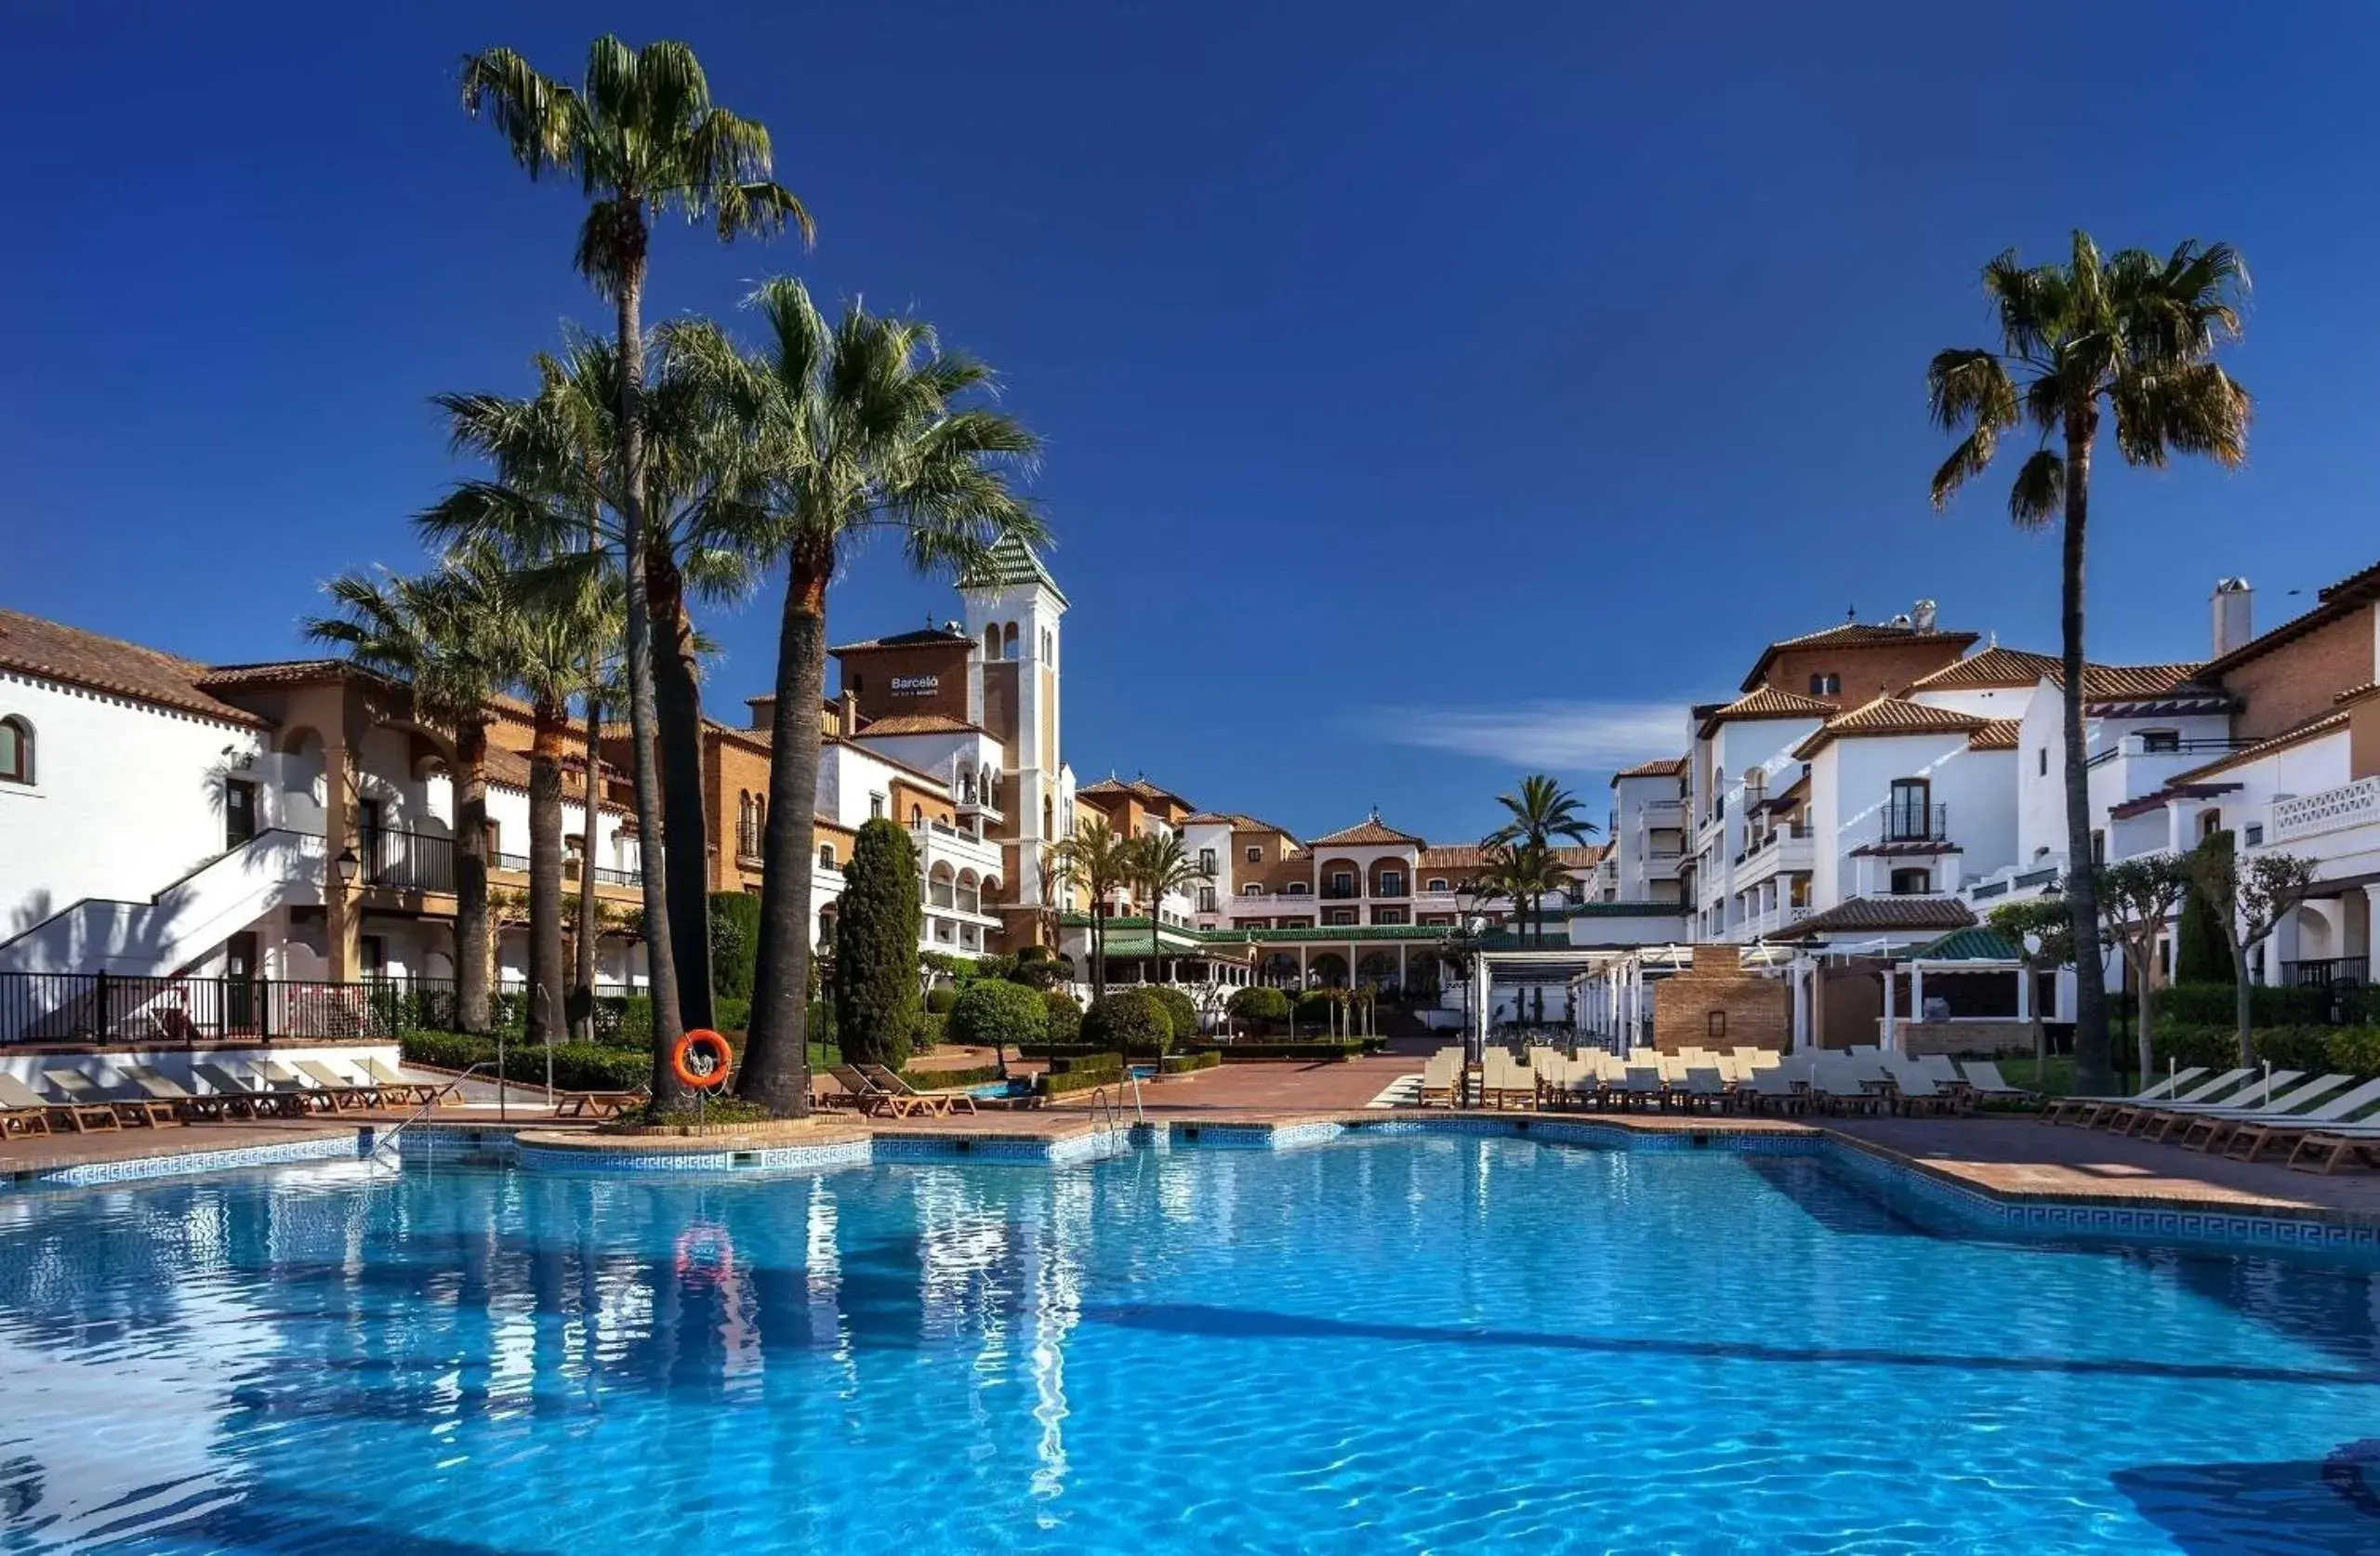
[368,1062,493,1163]
[1086,1074,1144,1142]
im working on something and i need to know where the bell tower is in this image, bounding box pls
[959,535,1068,916]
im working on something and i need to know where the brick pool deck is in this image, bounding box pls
[13,1055,2380,1228]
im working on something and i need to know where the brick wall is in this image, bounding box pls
[1762,638,1973,706]
[2219,601,2375,742]
[1649,944,1789,1051]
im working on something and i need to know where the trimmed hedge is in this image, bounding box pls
[400,1031,651,1092]
[1161,1050,1222,1075]
[2158,982,2331,1026]
[1189,1039,1368,1062]
[1083,992,1170,1056]
[1227,986,1290,1023]
[902,1062,1007,1088]
[1043,1060,1124,1096]
[1146,986,1199,1046]
[2152,1021,2380,1076]
[1044,990,1082,1045]
[926,986,960,1015]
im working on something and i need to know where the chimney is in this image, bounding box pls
[840,690,860,737]
[1911,599,1938,634]
[2212,577,2254,657]
[747,692,775,732]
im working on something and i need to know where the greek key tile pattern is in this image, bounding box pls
[33,1132,364,1187]
[511,1139,872,1176]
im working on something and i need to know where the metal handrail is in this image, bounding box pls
[370,1062,492,1158]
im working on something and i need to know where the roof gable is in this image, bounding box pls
[1792,696,1988,759]
[0,608,267,727]
[1740,622,1978,692]
[959,534,1069,607]
[1309,815,1424,848]
[1698,684,1837,736]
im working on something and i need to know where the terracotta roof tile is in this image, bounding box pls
[854,714,983,737]
[1413,842,1604,870]
[1610,755,1688,782]
[1966,719,2020,751]
[1740,622,1978,691]
[828,626,974,653]
[1698,684,1837,735]
[1792,696,1988,759]
[1905,646,2066,691]
[1308,815,1425,848]
[1771,896,1977,939]
[0,608,267,726]
[1078,775,1194,811]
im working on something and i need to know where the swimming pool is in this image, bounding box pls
[4,1135,2378,1551]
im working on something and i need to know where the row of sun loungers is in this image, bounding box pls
[816,1063,980,1118]
[1418,1046,2028,1117]
[2040,1063,2380,1172]
[0,1058,459,1135]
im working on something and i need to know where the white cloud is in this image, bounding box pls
[1357,700,1691,771]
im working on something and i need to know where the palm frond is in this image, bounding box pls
[2006,448,2064,529]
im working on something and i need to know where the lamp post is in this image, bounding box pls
[334,847,361,887]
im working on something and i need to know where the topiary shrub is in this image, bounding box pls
[708,890,760,1000]
[1011,944,1067,991]
[1293,991,1336,1028]
[926,985,959,1015]
[947,979,1047,1064]
[1083,991,1170,1060]
[835,818,923,1069]
[1043,990,1082,1046]
[1146,986,1198,1049]
[1228,985,1289,1022]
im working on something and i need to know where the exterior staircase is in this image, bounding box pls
[0,829,324,977]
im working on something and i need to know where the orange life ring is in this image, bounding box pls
[671,1028,733,1089]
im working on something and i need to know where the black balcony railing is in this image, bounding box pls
[590,864,641,888]
[2285,957,2370,989]
[1881,803,1950,844]
[359,828,456,893]
[0,971,461,1045]
[1319,887,1362,901]
[493,851,531,874]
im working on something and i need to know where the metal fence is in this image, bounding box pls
[0,971,461,1045]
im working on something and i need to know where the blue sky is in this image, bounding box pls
[7,3,2379,844]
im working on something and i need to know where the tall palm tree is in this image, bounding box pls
[306,562,511,1034]
[496,552,622,1052]
[1484,774,1597,942]
[423,331,756,1085]
[1928,232,2250,1093]
[1127,831,1214,983]
[673,278,1042,1115]
[1055,818,1135,1010]
[1478,841,1567,949]
[460,36,811,1058]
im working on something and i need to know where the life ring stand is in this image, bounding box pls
[671,1028,733,1089]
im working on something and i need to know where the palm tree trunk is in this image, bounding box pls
[454,719,492,1035]
[571,683,601,1043]
[2059,414,2113,1095]
[612,251,687,1103]
[646,543,717,1035]
[739,544,828,1116]
[525,699,569,1049]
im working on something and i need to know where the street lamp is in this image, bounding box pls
[334,847,360,886]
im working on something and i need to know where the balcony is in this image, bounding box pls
[2285,956,2371,988]
[1732,824,1814,888]
[2268,776,2380,847]
[1739,903,1812,940]
[1319,886,1362,901]
[1879,803,1950,846]
[358,829,455,894]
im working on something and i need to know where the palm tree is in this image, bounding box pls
[1479,841,1568,949]
[424,330,757,1075]
[305,561,510,1034]
[671,278,1041,1115]
[1127,831,1214,984]
[1484,775,1596,942]
[1055,818,1136,1009]
[459,36,811,1057]
[496,552,622,1053]
[1928,232,2251,1092]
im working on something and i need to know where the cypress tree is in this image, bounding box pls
[2175,844,2236,985]
[834,819,923,1068]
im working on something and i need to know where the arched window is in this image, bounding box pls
[1040,627,1053,664]
[0,717,31,785]
[910,803,923,825]
[1001,623,1020,660]
[985,625,999,660]
[1043,795,1053,837]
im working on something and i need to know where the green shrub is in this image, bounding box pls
[1010,945,1067,990]
[1042,1056,1124,1095]
[1191,1039,1366,1062]
[594,995,654,1046]
[1227,986,1290,1027]
[1293,991,1337,1027]
[1161,1050,1222,1075]
[808,998,836,1046]
[708,891,761,1000]
[900,1062,1008,1088]
[947,980,1048,1058]
[1043,990,1082,1046]
[1083,991,1170,1057]
[1146,986,1199,1048]
[836,819,923,1068]
[2253,1026,2334,1074]
[2328,1027,2380,1075]
[926,985,959,1015]
[2155,983,2330,1027]
[712,996,751,1034]
[399,1031,653,1092]
[2175,872,2235,984]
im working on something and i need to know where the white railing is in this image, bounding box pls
[2268,776,2380,846]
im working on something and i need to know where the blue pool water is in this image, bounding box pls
[5,1137,2380,1552]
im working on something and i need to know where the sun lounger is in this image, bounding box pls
[1914,1054,1964,1090]
[46,1068,178,1127]
[1620,1064,1666,1111]
[1481,1050,1535,1110]
[0,1073,89,1133]
[121,1066,228,1122]
[253,1062,341,1114]
[1805,1060,1884,1115]
[1956,1060,2035,1103]
[192,1062,305,1118]
[2131,1071,2305,1141]
[826,1063,938,1118]
[2096,1068,2249,1133]
[2043,1066,2213,1126]
[1417,1050,1460,1108]
[862,1062,978,1116]
[1675,1066,1730,1114]
[2288,1119,2380,1174]
[363,1057,454,1107]
[1881,1059,1962,1116]
[2171,1074,2357,1152]
[294,1060,384,1110]
[1741,1066,1805,1115]
[2213,1075,2380,1162]
[552,1088,647,1119]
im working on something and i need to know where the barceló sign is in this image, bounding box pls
[890,675,940,695]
